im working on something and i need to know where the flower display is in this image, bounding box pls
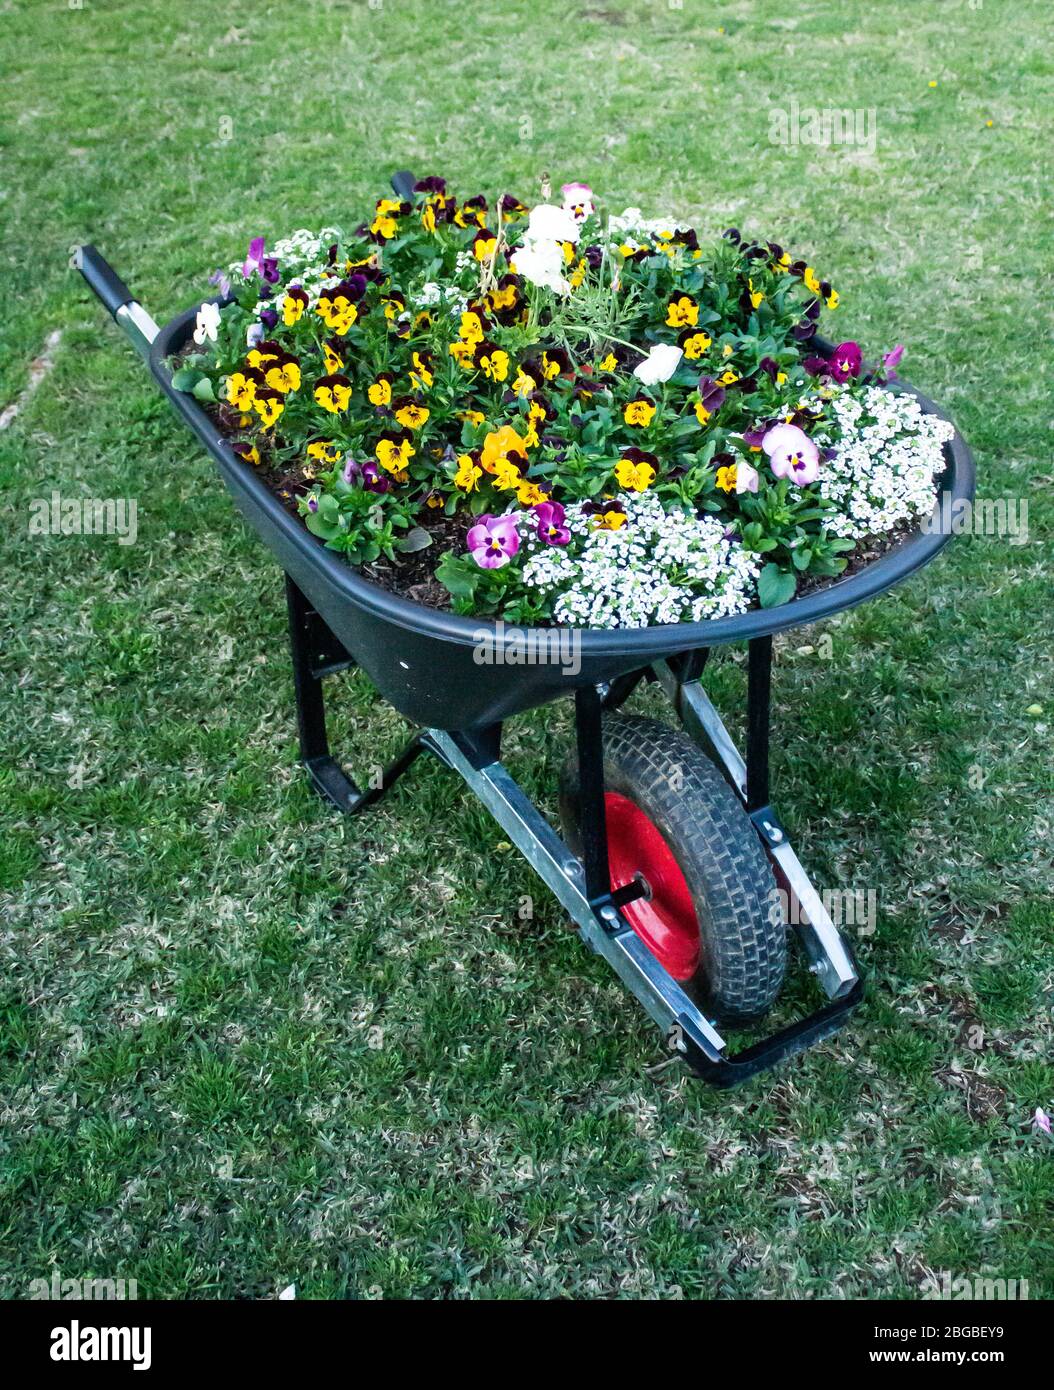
[175,176,951,623]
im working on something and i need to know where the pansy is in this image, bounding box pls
[666,295,699,328]
[322,339,346,374]
[481,425,528,471]
[533,500,570,544]
[454,452,483,491]
[467,513,521,568]
[538,348,570,380]
[473,227,498,262]
[410,351,434,391]
[679,328,712,360]
[762,422,821,485]
[516,480,550,507]
[449,338,477,368]
[242,236,279,283]
[829,341,862,382]
[367,373,393,407]
[226,368,263,411]
[376,435,416,473]
[314,374,352,413]
[597,351,619,373]
[881,344,905,379]
[623,397,656,428]
[370,197,403,240]
[803,266,822,295]
[209,268,231,299]
[615,447,657,492]
[307,441,342,466]
[589,503,628,530]
[499,193,528,222]
[360,460,390,494]
[525,202,580,245]
[234,443,261,467]
[736,461,760,494]
[695,377,726,423]
[715,464,738,493]
[632,343,683,386]
[246,339,281,369]
[265,356,301,394]
[459,408,486,428]
[316,283,360,334]
[747,278,765,309]
[492,455,524,491]
[511,367,537,397]
[282,286,310,327]
[393,399,430,430]
[253,388,285,429]
[382,291,407,323]
[193,301,221,345]
[459,309,487,345]
[510,238,571,294]
[561,182,594,221]
[486,274,520,316]
[477,343,510,382]
[454,195,488,229]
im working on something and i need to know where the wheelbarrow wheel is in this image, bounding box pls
[559,714,786,1024]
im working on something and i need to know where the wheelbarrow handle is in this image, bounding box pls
[75,244,136,318]
[75,245,159,361]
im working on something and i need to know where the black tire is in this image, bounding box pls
[560,714,786,1023]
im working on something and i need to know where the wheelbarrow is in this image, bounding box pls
[74,220,974,1087]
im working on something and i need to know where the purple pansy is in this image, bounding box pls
[829,341,863,382]
[533,501,570,545]
[467,514,521,569]
[697,376,726,414]
[259,306,278,331]
[762,422,821,486]
[342,457,362,485]
[361,461,390,494]
[242,236,280,284]
[209,268,231,298]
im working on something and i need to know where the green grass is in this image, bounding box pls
[1,0,1052,1300]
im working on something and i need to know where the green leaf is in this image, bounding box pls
[191,376,216,403]
[397,526,432,553]
[435,551,480,599]
[757,563,797,608]
[171,368,202,393]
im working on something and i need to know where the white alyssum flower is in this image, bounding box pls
[608,208,690,241]
[520,493,760,629]
[815,385,954,540]
[193,301,222,344]
[633,343,684,386]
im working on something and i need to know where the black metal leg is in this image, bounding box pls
[746,635,772,813]
[285,575,424,813]
[575,684,612,904]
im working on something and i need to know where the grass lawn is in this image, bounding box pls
[1,0,1052,1300]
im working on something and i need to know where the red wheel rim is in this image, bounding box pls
[604,792,701,981]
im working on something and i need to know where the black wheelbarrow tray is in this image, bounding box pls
[76,240,974,1087]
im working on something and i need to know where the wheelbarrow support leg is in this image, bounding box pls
[285,575,424,813]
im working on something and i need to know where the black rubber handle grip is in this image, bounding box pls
[75,244,135,317]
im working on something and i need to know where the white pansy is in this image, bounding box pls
[633,343,684,386]
[525,202,580,245]
[193,301,222,344]
[510,239,571,295]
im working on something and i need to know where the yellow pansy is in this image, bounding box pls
[225,370,259,411]
[253,390,284,430]
[265,360,301,394]
[454,454,483,491]
[623,398,656,427]
[367,376,393,407]
[376,437,416,472]
[666,295,699,328]
[492,456,523,491]
[748,278,765,309]
[313,375,352,414]
[394,402,429,430]
[716,465,738,493]
[517,480,549,506]
[803,267,821,295]
[322,340,345,374]
[478,346,510,382]
[614,458,655,491]
[459,311,485,344]
[598,352,618,373]
[307,441,342,465]
[282,287,309,326]
[410,352,434,390]
[511,369,537,397]
[681,331,712,360]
